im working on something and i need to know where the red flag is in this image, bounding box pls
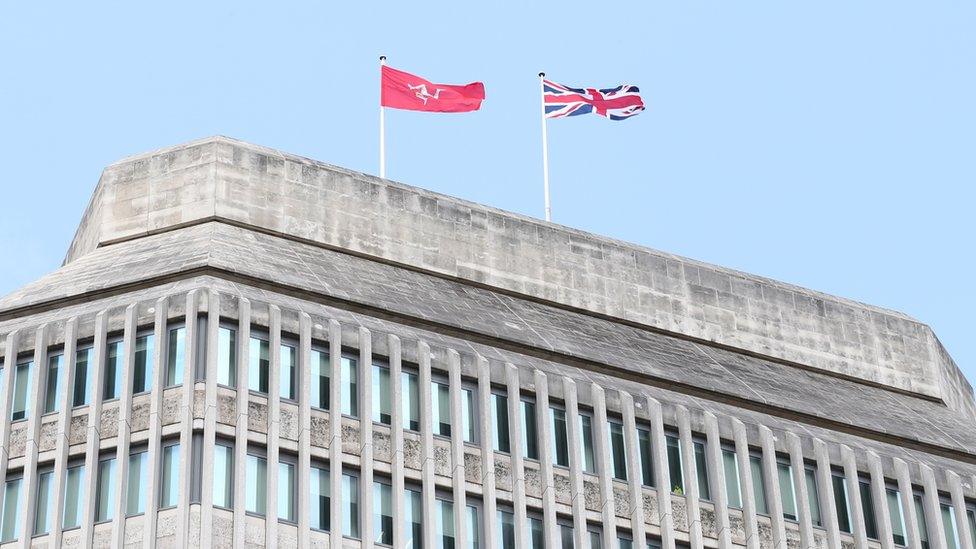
[381,65,485,113]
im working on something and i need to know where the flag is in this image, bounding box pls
[543,79,644,120]
[381,65,485,113]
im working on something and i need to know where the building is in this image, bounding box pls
[0,136,973,549]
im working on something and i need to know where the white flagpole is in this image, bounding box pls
[539,72,551,222]
[379,55,387,178]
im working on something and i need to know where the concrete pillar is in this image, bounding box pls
[232,298,252,549]
[142,297,170,549]
[17,324,48,549]
[296,313,312,549]
[533,370,558,549]
[359,327,374,549]
[506,363,527,548]
[785,432,814,549]
[813,438,841,549]
[104,304,137,547]
[841,445,870,549]
[648,396,675,549]
[50,317,78,549]
[868,451,894,549]
[592,383,616,548]
[175,293,201,547]
[266,305,282,549]
[476,356,497,549]
[704,412,731,549]
[732,419,759,549]
[201,291,221,549]
[328,319,343,549]
[0,329,19,496]
[623,392,647,548]
[677,405,703,549]
[419,341,436,549]
[564,377,587,549]
[920,464,946,549]
[389,335,405,549]
[893,458,921,549]
[948,471,972,549]
[448,350,468,549]
[759,425,787,549]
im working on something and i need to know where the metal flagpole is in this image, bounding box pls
[539,72,551,222]
[380,55,387,178]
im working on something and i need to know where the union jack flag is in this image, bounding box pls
[543,79,645,121]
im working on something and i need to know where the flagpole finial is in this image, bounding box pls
[380,55,387,62]
[539,72,545,77]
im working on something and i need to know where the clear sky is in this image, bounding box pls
[1,2,973,381]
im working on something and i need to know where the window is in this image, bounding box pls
[723,449,742,508]
[860,480,879,539]
[751,456,768,514]
[560,524,575,549]
[1,477,21,542]
[618,537,634,549]
[589,530,603,549]
[609,421,627,481]
[942,504,960,549]
[915,496,930,549]
[638,428,654,487]
[248,337,270,394]
[165,326,186,387]
[73,347,93,407]
[551,407,569,467]
[11,360,32,420]
[310,465,330,531]
[805,467,822,527]
[103,340,122,400]
[132,334,155,394]
[62,464,85,529]
[493,393,511,453]
[436,499,455,549]
[666,435,683,494]
[433,381,451,437]
[311,348,330,410]
[498,509,516,549]
[372,364,392,425]
[694,441,710,500]
[462,388,477,444]
[342,473,360,538]
[217,327,237,387]
[278,461,296,522]
[968,511,976,549]
[778,461,797,521]
[403,371,420,431]
[342,357,359,417]
[833,473,851,533]
[580,413,596,474]
[95,457,116,522]
[44,353,63,414]
[522,400,538,460]
[887,488,907,546]
[374,481,393,545]
[406,488,422,547]
[246,454,268,515]
[127,451,148,515]
[528,516,544,548]
[466,505,481,549]
[280,344,297,400]
[213,443,233,509]
[34,470,53,535]
[160,443,181,508]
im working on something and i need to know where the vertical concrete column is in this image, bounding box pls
[759,426,787,549]
[704,412,731,549]
[868,451,894,549]
[327,319,343,549]
[677,405,704,549]
[297,313,313,549]
[732,419,759,549]
[143,297,170,549]
[175,293,201,547]
[506,363,527,548]
[534,370,557,549]
[265,305,282,549]
[0,330,19,495]
[389,335,405,549]
[359,328,374,549]
[201,291,221,549]
[813,438,841,549]
[476,357,497,549]
[592,383,616,549]
[564,378,587,549]
[448,350,468,549]
[920,464,946,549]
[50,317,79,549]
[948,471,972,549]
[111,304,138,548]
[232,298,252,549]
[841,445,869,549]
[786,433,814,549]
[418,341,436,549]
[622,392,647,548]
[78,311,107,549]
[893,459,921,549]
[648,396,675,549]
[18,324,49,549]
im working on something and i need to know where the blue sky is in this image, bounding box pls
[1,2,973,382]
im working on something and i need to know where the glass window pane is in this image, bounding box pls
[342,473,360,538]
[433,382,451,437]
[778,463,797,521]
[833,474,851,532]
[805,468,822,527]
[551,408,569,467]
[609,421,627,481]
[915,496,930,549]
[166,327,186,387]
[618,538,634,549]
[751,456,768,515]
[406,489,422,547]
[248,338,270,394]
[103,341,122,401]
[403,372,420,431]
[888,489,907,546]
[498,510,516,549]
[942,505,959,549]
[127,451,148,515]
[528,517,544,549]
[278,462,295,521]
[217,327,237,387]
[860,481,878,539]
[73,347,93,407]
[95,458,117,522]
[310,466,330,531]
[213,445,233,509]
[493,394,511,453]
[560,525,575,549]
[667,435,684,494]
[246,455,267,515]
[341,357,359,417]
[62,464,85,529]
[580,414,596,474]
[968,511,976,549]
[695,441,710,500]
[132,334,155,394]
[374,482,393,545]
[638,428,654,487]
[44,354,62,414]
[11,361,32,420]
[522,400,538,460]
[590,531,603,549]
[467,505,480,549]
[160,444,180,508]
[723,450,742,508]
[1,478,22,542]
[372,365,392,425]
[437,499,455,549]
[462,389,477,444]
[33,471,53,535]
[311,349,330,410]
[280,345,296,400]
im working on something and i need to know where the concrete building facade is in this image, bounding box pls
[0,136,973,549]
